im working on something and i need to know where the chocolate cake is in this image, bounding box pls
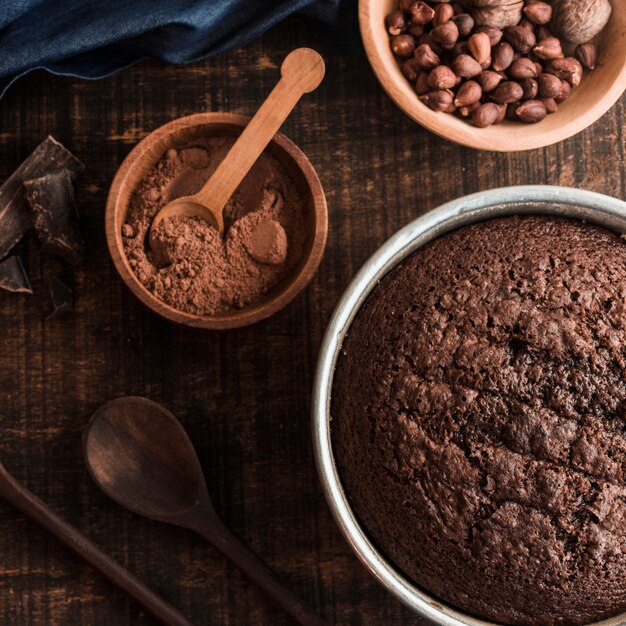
[332,216,626,625]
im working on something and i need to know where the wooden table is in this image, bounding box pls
[0,13,624,626]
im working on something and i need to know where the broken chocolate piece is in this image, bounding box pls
[23,170,86,265]
[0,136,84,260]
[42,278,73,318]
[0,256,32,294]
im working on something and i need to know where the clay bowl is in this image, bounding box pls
[106,113,327,330]
[359,0,626,151]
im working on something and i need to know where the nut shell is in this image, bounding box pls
[472,0,523,29]
[552,0,612,44]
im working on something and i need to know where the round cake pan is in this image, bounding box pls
[312,186,626,626]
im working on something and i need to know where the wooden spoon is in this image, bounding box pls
[83,397,326,626]
[149,47,324,246]
[0,461,193,626]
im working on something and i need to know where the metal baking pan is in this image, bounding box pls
[312,185,626,626]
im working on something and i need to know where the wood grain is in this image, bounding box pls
[0,14,625,626]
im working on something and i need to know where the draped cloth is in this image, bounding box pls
[0,0,351,97]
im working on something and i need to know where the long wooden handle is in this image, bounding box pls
[194,515,326,626]
[0,463,194,626]
[194,48,325,216]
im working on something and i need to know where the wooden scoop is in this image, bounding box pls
[83,397,327,626]
[149,47,325,248]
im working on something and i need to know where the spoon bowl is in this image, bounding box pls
[84,397,206,522]
[148,198,222,267]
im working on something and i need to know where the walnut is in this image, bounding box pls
[470,0,524,30]
[552,0,612,44]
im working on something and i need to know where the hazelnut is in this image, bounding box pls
[410,1,436,25]
[468,32,492,64]
[472,102,501,127]
[415,71,431,95]
[458,102,481,117]
[432,21,460,49]
[479,70,504,92]
[545,57,583,87]
[414,43,441,70]
[533,37,564,60]
[420,89,455,111]
[495,103,508,124]
[491,80,525,103]
[506,101,521,120]
[508,57,538,79]
[386,10,407,36]
[476,26,504,46]
[391,34,416,59]
[401,58,421,82]
[454,80,483,107]
[519,77,539,100]
[523,1,552,25]
[552,0,612,44]
[407,23,426,38]
[542,97,559,113]
[537,72,562,98]
[555,79,572,102]
[453,54,484,78]
[504,25,536,54]
[451,13,475,38]
[516,99,548,122]
[433,2,455,26]
[429,65,458,89]
[452,41,469,57]
[492,42,515,71]
[576,43,598,70]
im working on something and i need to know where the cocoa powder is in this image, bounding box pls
[122,136,307,316]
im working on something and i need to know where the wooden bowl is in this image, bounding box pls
[360,0,626,151]
[106,113,328,330]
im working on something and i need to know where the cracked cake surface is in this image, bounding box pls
[332,216,626,625]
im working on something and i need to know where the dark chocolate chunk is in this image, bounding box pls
[0,136,84,260]
[42,278,73,318]
[23,170,86,265]
[0,256,32,294]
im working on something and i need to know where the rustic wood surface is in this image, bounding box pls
[0,13,625,626]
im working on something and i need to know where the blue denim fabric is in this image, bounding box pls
[0,0,345,97]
